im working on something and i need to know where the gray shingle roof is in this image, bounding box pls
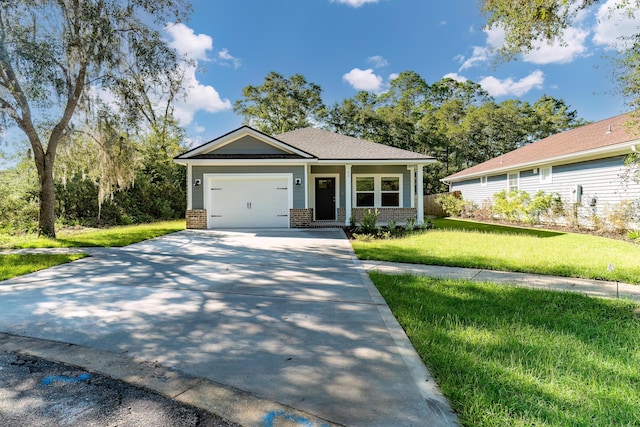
[276,127,434,160]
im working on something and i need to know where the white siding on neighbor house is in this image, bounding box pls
[451,155,640,220]
[451,174,507,206]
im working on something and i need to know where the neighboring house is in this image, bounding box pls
[174,126,435,229]
[442,113,640,223]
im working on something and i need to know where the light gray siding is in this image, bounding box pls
[214,135,286,155]
[451,155,640,221]
[192,165,305,209]
[451,174,507,206]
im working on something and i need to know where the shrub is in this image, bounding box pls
[525,191,554,224]
[605,200,637,232]
[435,192,466,217]
[492,190,530,222]
[404,217,416,231]
[358,208,380,235]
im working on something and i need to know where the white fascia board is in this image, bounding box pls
[316,159,436,166]
[174,158,317,166]
[179,127,314,159]
[442,140,639,183]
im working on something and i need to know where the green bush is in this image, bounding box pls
[492,190,530,221]
[358,208,380,235]
[435,192,466,217]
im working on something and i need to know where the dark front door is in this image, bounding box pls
[315,177,336,220]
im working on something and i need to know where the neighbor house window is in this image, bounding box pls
[480,176,487,186]
[354,174,402,208]
[540,166,552,183]
[508,172,519,192]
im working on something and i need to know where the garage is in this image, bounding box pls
[205,174,292,228]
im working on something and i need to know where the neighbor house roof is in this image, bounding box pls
[443,113,640,183]
[277,127,434,161]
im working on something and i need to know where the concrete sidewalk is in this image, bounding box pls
[360,260,640,302]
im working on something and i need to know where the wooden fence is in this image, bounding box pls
[423,194,447,217]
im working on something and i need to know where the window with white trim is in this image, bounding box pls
[508,172,519,192]
[540,166,552,183]
[480,176,487,186]
[354,174,402,208]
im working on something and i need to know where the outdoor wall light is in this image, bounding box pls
[193,179,201,187]
[295,178,302,186]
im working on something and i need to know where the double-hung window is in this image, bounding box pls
[508,172,519,192]
[540,166,552,184]
[354,175,402,208]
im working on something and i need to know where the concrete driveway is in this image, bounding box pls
[0,229,457,426]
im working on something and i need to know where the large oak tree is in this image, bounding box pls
[0,0,189,237]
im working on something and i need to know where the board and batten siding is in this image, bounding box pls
[451,155,640,219]
[192,165,305,210]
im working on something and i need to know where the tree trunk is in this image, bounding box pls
[37,156,57,238]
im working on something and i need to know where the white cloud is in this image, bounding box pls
[165,23,212,61]
[523,27,589,64]
[459,26,504,70]
[218,48,242,69]
[172,65,231,125]
[443,72,468,82]
[593,0,640,49]
[331,0,379,7]
[164,23,231,125]
[479,70,545,97]
[343,68,383,91]
[388,72,400,81]
[367,55,389,68]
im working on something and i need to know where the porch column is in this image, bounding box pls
[416,164,424,224]
[345,164,352,225]
[187,164,193,210]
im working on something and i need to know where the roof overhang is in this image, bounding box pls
[174,126,316,161]
[442,140,640,184]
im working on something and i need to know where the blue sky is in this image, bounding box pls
[166,0,640,146]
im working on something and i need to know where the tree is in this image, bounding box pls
[0,0,189,237]
[234,72,327,134]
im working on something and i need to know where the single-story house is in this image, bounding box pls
[174,126,435,229]
[441,113,640,223]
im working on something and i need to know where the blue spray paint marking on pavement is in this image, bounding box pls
[42,373,91,386]
[262,410,329,427]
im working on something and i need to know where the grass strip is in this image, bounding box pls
[352,218,640,284]
[0,254,86,281]
[371,272,640,427]
[2,220,185,249]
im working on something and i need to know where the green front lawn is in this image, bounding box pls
[0,253,86,281]
[372,272,640,427]
[352,218,640,284]
[1,220,185,249]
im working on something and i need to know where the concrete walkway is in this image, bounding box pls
[361,260,640,302]
[0,229,458,427]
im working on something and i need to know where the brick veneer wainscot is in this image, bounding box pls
[186,209,207,229]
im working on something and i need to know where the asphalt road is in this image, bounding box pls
[0,351,239,427]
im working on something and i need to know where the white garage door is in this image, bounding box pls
[206,175,291,228]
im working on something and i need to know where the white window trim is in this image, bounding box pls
[507,172,519,192]
[540,166,552,184]
[352,174,403,208]
[480,176,487,186]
